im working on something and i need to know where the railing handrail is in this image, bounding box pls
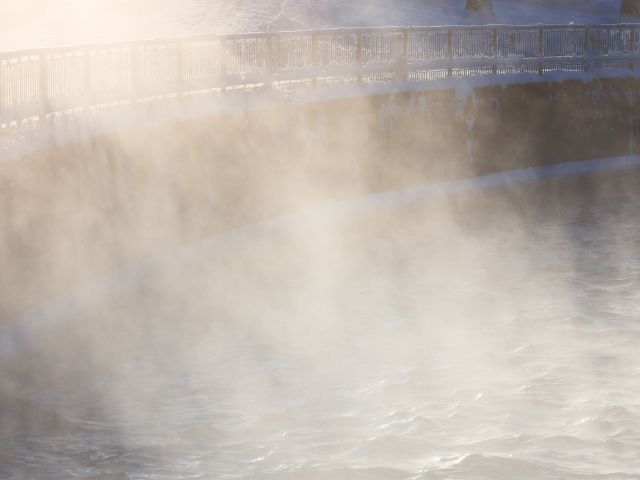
[3,23,640,57]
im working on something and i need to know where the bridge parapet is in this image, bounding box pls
[1,24,640,153]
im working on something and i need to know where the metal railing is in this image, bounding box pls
[1,24,639,150]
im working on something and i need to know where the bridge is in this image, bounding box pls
[1,23,640,153]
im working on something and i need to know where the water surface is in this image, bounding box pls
[2,169,640,479]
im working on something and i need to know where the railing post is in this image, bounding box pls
[447,28,453,77]
[176,41,185,95]
[584,26,590,54]
[265,36,275,90]
[392,30,407,83]
[393,29,408,83]
[402,28,409,81]
[356,32,364,84]
[83,49,92,111]
[0,57,6,113]
[584,27,590,73]
[38,53,49,123]
[220,39,228,92]
[538,26,544,76]
[311,33,319,88]
[492,28,498,75]
[631,27,638,71]
[130,46,138,99]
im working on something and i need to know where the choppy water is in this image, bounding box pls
[2,170,640,479]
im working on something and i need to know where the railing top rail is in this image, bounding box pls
[2,23,640,58]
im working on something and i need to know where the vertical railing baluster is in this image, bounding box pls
[492,28,498,75]
[631,26,638,71]
[311,33,318,87]
[393,30,403,82]
[538,26,544,76]
[220,39,228,92]
[39,53,48,123]
[0,57,5,114]
[356,32,363,84]
[584,27,590,72]
[402,28,409,82]
[447,29,453,77]
[130,45,138,101]
[176,41,184,95]
[266,35,274,89]
[84,49,91,110]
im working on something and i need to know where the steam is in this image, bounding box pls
[2,1,640,479]
[4,145,640,477]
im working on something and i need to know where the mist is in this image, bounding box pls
[3,1,640,479]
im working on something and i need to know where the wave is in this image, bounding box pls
[422,453,640,480]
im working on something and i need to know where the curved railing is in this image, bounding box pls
[1,24,640,151]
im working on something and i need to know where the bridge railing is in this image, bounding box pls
[1,24,639,150]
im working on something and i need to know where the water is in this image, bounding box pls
[2,170,640,479]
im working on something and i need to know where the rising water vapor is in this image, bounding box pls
[2,1,640,480]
